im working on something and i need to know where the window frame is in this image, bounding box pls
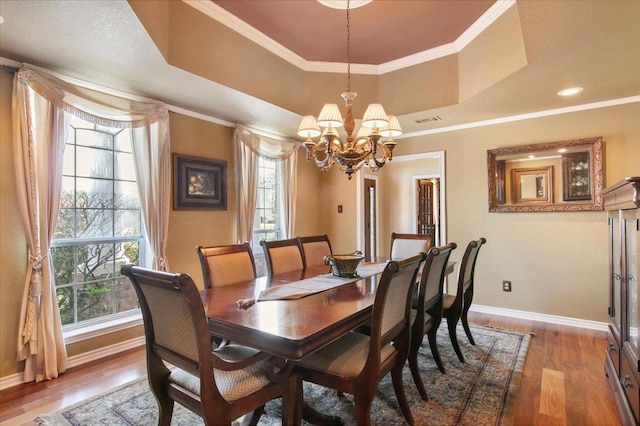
[52,119,146,333]
[252,157,282,251]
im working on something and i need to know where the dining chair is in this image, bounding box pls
[408,242,457,400]
[443,237,486,363]
[297,234,332,268]
[294,253,425,425]
[260,238,305,276]
[196,242,257,289]
[389,232,433,260]
[121,264,296,426]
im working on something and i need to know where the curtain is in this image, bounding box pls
[12,68,170,382]
[131,122,171,271]
[13,73,69,382]
[234,126,298,243]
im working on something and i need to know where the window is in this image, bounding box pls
[51,115,144,328]
[252,157,281,248]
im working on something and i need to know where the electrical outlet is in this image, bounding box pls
[502,280,512,292]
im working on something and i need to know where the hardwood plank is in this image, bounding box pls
[540,368,566,422]
[544,322,565,372]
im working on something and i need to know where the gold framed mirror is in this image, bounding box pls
[511,166,553,204]
[487,136,604,212]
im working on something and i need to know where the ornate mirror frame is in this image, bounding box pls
[511,166,554,204]
[487,137,604,212]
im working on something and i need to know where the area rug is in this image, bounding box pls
[35,324,530,426]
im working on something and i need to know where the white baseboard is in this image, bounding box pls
[470,304,609,332]
[0,336,145,391]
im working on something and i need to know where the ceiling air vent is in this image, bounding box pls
[415,116,442,124]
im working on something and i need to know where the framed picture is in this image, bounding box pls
[173,154,227,210]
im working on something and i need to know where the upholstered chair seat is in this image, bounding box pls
[168,345,273,402]
[297,332,396,377]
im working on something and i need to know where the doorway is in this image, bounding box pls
[356,150,446,260]
[363,178,377,258]
[417,178,441,246]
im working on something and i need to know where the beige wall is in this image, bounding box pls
[165,113,237,289]
[370,103,638,323]
[0,68,26,377]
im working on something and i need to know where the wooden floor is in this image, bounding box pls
[0,312,621,425]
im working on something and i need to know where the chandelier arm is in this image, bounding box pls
[311,151,333,170]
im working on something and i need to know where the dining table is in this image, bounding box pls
[200,258,456,424]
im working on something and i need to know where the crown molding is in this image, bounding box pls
[399,95,640,139]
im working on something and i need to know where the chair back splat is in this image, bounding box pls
[390,232,433,260]
[295,253,425,425]
[443,237,486,363]
[297,234,333,268]
[260,238,305,276]
[121,264,295,426]
[408,243,457,400]
[196,242,257,288]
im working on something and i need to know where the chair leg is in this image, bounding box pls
[156,398,174,426]
[239,406,264,426]
[461,309,476,345]
[427,328,446,374]
[353,393,374,426]
[447,317,466,363]
[391,364,415,425]
[408,337,429,401]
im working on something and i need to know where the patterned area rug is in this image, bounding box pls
[35,324,529,426]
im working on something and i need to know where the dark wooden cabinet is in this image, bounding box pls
[604,177,640,426]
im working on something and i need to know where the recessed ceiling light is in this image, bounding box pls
[557,87,583,96]
[558,148,567,153]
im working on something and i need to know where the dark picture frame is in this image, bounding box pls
[562,151,592,201]
[173,154,227,210]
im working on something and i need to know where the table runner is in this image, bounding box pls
[257,261,388,301]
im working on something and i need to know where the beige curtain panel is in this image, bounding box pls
[12,67,170,383]
[234,126,299,243]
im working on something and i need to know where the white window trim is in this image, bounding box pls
[63,311,143,344]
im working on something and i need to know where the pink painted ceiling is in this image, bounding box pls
[211,0,495,65]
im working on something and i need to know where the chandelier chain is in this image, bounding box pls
[346,0,351,92]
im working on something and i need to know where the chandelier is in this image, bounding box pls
[297,0,402,179]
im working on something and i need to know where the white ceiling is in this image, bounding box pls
[0,0,638,140]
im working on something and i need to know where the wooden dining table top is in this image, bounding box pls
[201,259,456,361]
[201,262,382,361]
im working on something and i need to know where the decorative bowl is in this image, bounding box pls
[324,253,364,278]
